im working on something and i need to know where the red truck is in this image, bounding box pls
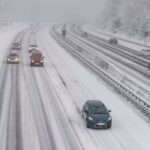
[30,50,45,67]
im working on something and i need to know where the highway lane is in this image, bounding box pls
[0,25,150,150]
[6,65,23,150]
[0,29,28,150]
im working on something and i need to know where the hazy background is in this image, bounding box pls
[97,0,150,37]
[0,0,106,22]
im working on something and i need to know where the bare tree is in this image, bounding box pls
[97,0,150,37]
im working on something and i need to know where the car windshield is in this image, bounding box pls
[90,105,107,114]
[9,53,17,56]
[31,53,42,58]
[13,42,19,46]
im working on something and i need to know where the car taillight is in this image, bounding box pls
[31,60,34,62]
[40,60,43,63]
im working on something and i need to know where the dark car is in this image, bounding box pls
[30,50,44,66]
[11,42,21,50]
[7,53,19,64]
[148,63,150,69]
[82,32,88,38]
[108,37,118,44]
[62,29,67,38]
[82,100,112,129]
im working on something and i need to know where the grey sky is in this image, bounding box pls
[0,0,105,22]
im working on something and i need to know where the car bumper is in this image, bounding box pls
[88,120,111,129]
[94,123,107,129]
[31,62,43,66]
[7,60,19,64]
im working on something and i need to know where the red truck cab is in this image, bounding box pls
[30,50,44,67]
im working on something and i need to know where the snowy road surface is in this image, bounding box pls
[0,24,150,150]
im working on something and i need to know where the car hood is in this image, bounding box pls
[89,113,110,122]
[8,56,18,59]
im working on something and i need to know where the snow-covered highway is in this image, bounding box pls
[0,24,150,150]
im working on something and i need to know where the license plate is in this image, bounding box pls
[97,123,106,126]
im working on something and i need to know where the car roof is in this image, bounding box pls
[30,44,37,46]
[9,53,18,56]
[86,100,104,107]
[31,50,42,54]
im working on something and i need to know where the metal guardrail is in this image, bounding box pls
[68,25,150,78]
[78,25,150,61]
[85,26,150,49]
[71,25,150,67]
[50,26,150,115]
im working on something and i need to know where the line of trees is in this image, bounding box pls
[97,0,150,37]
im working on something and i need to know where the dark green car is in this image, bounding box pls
[82,100,112,129]
[108,37,118,44]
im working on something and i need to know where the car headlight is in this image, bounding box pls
[108,117,112,121]
[8,59,10,61]
[88,116,94,121]
[15,58,18,61]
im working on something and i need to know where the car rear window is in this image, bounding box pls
[10,53,17,56]
[90,105,107,114]
[31,53,42,58]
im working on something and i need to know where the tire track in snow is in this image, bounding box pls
[5,29,29,150]
[20,32,57,150]
[0,29,28,118]
[6,65,23,150]
[34,67,85,150]
[0,64,9,118]
[22,65,57,150]
[43,61,101,150]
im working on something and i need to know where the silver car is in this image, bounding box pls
[7,53,19,64]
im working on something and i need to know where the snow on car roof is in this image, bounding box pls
[31,50,42,53]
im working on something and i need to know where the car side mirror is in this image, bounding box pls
[108,110,111,113]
